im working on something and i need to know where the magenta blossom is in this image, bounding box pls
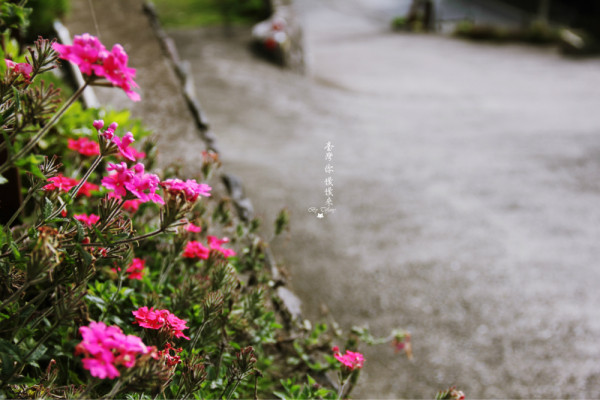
[100,44,140,101]
[126,258,145,280]
[111,132,137,161]
[53,33,106,75]
[53,33,140,101]
[74,213,100,227]
[123,199,142,213]
[93,120,141,161]
[332,346,364,370]
[182,240,210,260]
[43,174,76,192]
[101,162,163,204]
[161,178,211,202]
[132,307,190,340]
[68,137,100,157]
[75,321,152,379]
[185,222,202,233]
[207,235,236,258]
[5,59,33,82]
[111,258,145,280]
[44,174,98,197]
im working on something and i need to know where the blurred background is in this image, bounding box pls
[148,0,600,397]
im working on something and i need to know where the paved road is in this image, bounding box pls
[170,1,600,397]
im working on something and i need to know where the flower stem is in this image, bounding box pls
[337,374,349,400]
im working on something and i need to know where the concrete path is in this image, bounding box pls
[170,1,600,397]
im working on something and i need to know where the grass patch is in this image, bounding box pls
[150,0,270,29]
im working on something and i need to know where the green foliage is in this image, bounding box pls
[0,1,31,33]
[151,0,271,28]
[391,16,408,31]
[274,375,337,399]
[24,0,70,42]
[454,19,560,45]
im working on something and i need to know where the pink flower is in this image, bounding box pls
[207,235,236,258]
[182,240,210,260]
[118,146,145,161]
[68,137,100,156]
[132,307,190,340]
[111,132,137,161]
[101,44,140,101]
[75,321,151,379]
[81,357,120,379]
[44,174,76,192]
[94,120,142,161]
[79,181,99,197]
[102,162,132,198]
[43,175,98,197]
[53,34,140,101]
[185,222,202,233]
[5,59,33,82]
[123,199,142,213]
[111,258,145,280]
[161,178,211,202]
[93,120,104,130]
[127,164,163,204]
[332,346,364,370]
[101,162,163,204]
[126,258,145,280]
[74,213,100,227]
[53,33,107,75]
[157,343,183,367]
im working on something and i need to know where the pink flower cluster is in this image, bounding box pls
[101,162,163,204]
[74,213,100,227]
[332,346,365,371]
[5,59,33,83]
[123,199,142,213]
[182,240,209,259]
[44,174,99,197]
[182,236,235,259]
[93,120,141,162]
[132,306,190,340]
[68,137,100,157]
[185,222,202,233]
[111,258,145,280]
[125,258,145,280]
[75,321,152,379]
[161,178,211,202]
[52,33,140,101]
[43,174,76,192]
[207,236,236,258]
[157,343,183,367]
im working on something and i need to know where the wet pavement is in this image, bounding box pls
[169,1,600,397]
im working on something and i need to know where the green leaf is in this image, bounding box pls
[10,242,21,261]
[0,338,21,381]
[43,197,53,219]
[0,174,7,184]
[73,218,85,242]
[15,154,46,179]
[273,391,289,400]
[28,344,47,362]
